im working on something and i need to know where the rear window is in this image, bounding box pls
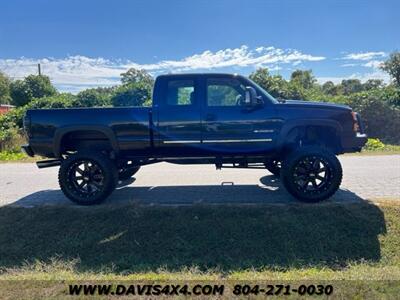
[166,80,195,106]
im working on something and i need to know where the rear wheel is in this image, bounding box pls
[58,151,118,205]
[281,146,342,203]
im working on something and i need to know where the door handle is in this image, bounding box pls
[205,113,216,121]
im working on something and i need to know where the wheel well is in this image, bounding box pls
[282,126,341,155]
[60,130,113,154]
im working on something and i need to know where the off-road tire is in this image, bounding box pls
[281,146,342,203]
[58,151,118,205]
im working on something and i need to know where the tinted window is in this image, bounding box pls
[207,78,246,106]
[166,80,195,106]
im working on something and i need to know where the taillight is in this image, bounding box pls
[351,111,360,132]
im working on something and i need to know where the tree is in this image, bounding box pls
[73,87,114,107]
[286,80,306,100]
[290,69,316,90]
[111,82,151,107]
[10,75,57,106]
[120,68,154,87]
[348,91,400,144]
[322,81,338,95]
[0,72,11,104]
[25,75,57,98]
[363,79,384,90]
[340,79,363,95]
[249,68,290,99]
[27,93,76,109]
[10,80,31,107]
[381,51,400,87]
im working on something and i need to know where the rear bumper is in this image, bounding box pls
[342,133,368,152]
[21,144,34,157]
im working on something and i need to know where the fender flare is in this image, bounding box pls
[275,119,343,152]
[53,125,119,158]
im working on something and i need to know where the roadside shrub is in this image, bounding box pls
[0,127,18,151]
[347,92,400,144]
[364,138,385,151]
[0,71,11,104]
[72,88,114,107]
[0,106,27,151]
[0,126,25,152]
[27,93,76,109]
[0,149,27,160]
[379,85,400,107]
[0,106,27,129]
[111,82,151,107]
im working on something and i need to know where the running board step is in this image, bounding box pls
[216,162,266,170]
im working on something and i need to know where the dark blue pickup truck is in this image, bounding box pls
[22,73,367,205]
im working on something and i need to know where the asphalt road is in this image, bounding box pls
[1,155,399,207]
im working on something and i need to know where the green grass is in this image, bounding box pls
[0,150,39,162]
[0,202,398,278]
[0,202,399,297]
[0,150,28,161]
[353,144,400,155]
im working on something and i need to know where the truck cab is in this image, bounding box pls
[152,73,280,157]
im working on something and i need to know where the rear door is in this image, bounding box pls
[155,75,202,155]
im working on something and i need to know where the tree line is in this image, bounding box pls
[0,52,399,151]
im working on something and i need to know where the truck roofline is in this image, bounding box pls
[156,73,244,79]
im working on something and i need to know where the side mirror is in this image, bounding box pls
[245,86,262,106]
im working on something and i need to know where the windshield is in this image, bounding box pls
[241,76,278,104]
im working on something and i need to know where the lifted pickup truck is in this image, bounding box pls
[22,73,367,205]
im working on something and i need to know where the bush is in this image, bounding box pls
[0,114,26,152]
[0,106,27,151]
[73,88,114,107]
[0,149,27,161]
[111,82,151,107]
[0,127,19,151]
[0,94,76,151]
[0,72,11,104]
[27,93,76,109]
[347,92,400,144]
[364,138,385,151]
[0,106,27,130]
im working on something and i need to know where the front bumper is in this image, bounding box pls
[342,133,368,152]
[21,144,34,157]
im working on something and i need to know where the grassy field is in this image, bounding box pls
[0,201,400,297]
[0,150,39,162]
[344,143,400,156]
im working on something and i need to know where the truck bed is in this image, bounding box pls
[26,107,152,157]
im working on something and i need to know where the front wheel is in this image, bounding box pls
[58,151,118,205]
[281,146,342,203]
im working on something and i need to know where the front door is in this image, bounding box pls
[201,76,278,155]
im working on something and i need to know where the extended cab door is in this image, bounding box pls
[201,76,279,154]
[154,75,202,155]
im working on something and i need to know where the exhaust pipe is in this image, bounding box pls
[36,159,61,169]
